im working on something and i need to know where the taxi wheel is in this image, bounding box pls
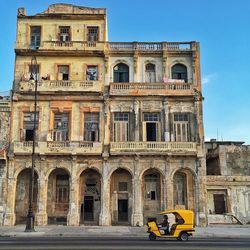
[179,232,189,241]
[149,233,156,241]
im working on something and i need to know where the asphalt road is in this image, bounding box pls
[0,237,250,250]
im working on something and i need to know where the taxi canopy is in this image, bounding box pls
[159,209,194,225]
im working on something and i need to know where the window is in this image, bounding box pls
[87,26,99,42]
[113,113,129,142]
[145,63,156,82]
[113,63,129,82]
[29,65,40,81]
[84,113,99,142]
[145,174,159,200]
[53,113,69,141]
[56,175,69,203]
[173,172,187,207]
[118,182,128,191]
[30,26,41,49]
[143,113,160,142]
[171,63,188,82]
[86,66,98,81]
[58,65,69,80]
[59,26,70,42]
[22,112,38,141]
[213,194,226,214]
[173,113,190,142]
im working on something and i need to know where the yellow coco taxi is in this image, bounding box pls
[147,209,195,241]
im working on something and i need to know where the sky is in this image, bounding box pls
[0,0,249,144]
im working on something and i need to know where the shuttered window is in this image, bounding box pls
[113,113,129,142]
[173,113,190,142]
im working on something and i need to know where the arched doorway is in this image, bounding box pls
[173,169,195,210]
[15,169,38,224]
[142,169,162,223]
[113,63,129,82]
[110,168,132,225]
[47,168,70,225]
[79,169,101,225]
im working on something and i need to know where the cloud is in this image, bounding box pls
[202,73,217,85]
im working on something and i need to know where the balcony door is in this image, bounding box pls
[145,63,156,82]
[143,113,160,142]
[113,63,129,82]
[53,113,69,141]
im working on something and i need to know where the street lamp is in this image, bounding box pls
[25,55,38,232]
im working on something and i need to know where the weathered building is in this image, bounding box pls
[5,4,206,226]
[206,140,250,224]
[0,94,11,225]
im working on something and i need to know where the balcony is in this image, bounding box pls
[19,80,103,93]
[13,141,103,155]
[15,41,106,51]
[110,141,197,155]
[110,82,193,96]
[108,42,195,52]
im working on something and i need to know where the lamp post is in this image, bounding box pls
[25,55,38,232]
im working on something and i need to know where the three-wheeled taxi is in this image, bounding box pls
[147,209,195,241]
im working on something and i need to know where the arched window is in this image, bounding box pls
[113,63,129,82]
[171,64,188,82]
[145,63,156,82]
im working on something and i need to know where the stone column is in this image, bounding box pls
[36,176,48,225]
[3,177,16,226]
[134,100,140,141]
[131,177,143,226]
[67,177,80,226]
[99,161,111,225]
[163,100,170,141]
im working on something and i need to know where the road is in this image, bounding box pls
[0,237,250,250]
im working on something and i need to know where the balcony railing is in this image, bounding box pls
[15,41,196,52]
[19,80,103,93]
[108,42,194,52]
[110,82,193,96]
[110,141,197,154]
[13,141,102,155]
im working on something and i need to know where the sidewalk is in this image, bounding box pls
[0,225,249,238]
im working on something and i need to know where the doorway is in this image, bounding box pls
[118,199,128,222]
[146,123,157,141]
[84,196,94,221]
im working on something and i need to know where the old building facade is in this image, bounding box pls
[206,140,250,224]
[5,4,206,226]
[0,94,11,225]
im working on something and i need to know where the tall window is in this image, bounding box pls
[56,175,69,203]
[113,113,129,142]
[173,172,187,207]
[84,113,99,142]
[59,26,70,42]
[87,26,99,42]
[173,113,190,142]
[53,113,69,141]
[145,174,159,200]
[143,113,160,142]
[22,112,38,141]
[145,63,156,82]
[58,65,69,80]
[86,66,98,81]
[171,63,188,82]
[30,26,41,49]
[113,63,129,82]
[28,64,40,81]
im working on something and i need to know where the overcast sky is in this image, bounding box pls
[1,0,249,144]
